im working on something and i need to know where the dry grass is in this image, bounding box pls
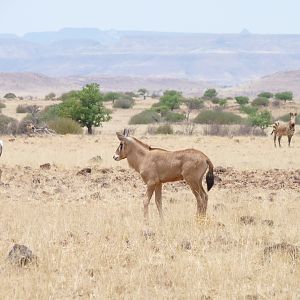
[0,98,299,299]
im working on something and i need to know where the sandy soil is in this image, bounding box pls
[0,99,299,299]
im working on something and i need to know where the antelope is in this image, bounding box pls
[271,112,297,147]
[113,129,214,224]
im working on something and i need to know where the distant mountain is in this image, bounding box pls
[2,28,300,83]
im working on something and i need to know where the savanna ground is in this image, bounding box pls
[0,98,299,299]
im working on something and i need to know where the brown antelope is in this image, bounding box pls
[0,140,3,157]
[113,129,214,224]
[271,112,297,147]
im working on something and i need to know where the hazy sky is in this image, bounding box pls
[1,0,300,35]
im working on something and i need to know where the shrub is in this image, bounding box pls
[248,110,272,132]
[194,110,243,125]
[251,97,269,107]
[47,118,83,135]
[278,113,300,124]
[203,88,217,99]
[164,111,185,123]
[103,92,120,102]
[38,104,60,122]
[203,124,265,136]
[219,99,227,107]
[159,90,183,110]
[4,93,16,99]
[184,98,204,110]
[151,104,169,116]
[235,96,249,106]
[129,110,161,124]
[240,105,258,115]
[113,98,134,109]
[211,97,220,104]
[258,92,273,98]
[155,124,173,134]
[272,100,281,107]
[16,104,29,113]
[0,114,18,135]
[45,92,56,100]
[0,102,6,109]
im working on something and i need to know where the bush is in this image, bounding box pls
[251,97,269,107]
[184,98,204,110]
[203,88,217,99]
[159,90,183,110]
[194,110,243,125]
[45,92,56,100]
[47,118,83,135]
[155,124,173,134]
[113,98,134,109]
[240,105,258,115]
[38,104,60,122]
[258,92,273,98]
[16,104,29,113]
[203,124,265,136]
[278,113,300,124]
[151,104,170,116]
[0,114,18,134]
[248,110,272,132]
[211,97,220,104]
[129,110,161,124]
[164,111,185,123]
[235,96,249,106]
[4,93,16,99]
[0,102,6,109]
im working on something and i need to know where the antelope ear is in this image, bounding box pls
[290,112,293,116]
[295,113,297,116]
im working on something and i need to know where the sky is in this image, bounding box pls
[1,0,300,35]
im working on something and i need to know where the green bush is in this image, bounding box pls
[211,97,220,104]
[113,98,134,109]
[0,114,18,134]
[235,96,249,106]
[3,93,16,99]
[251,97,269,107]
[0,102,6,109]
[155,124,173,134]
[164,111,185,122]
[129,110,161,124]
[194,110,243,125]
[184,98,204,110]
[47,118,83,135]
[258,92,273,98]
[278,113,300,124]
[203,88,217,99]
[248,110,272,132]
[151,104,170,116]
[38,104,60,122]
[159,90,183,110]
[45,92,56,100]
[240,105,258,115]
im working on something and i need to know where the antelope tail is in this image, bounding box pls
[205,159,214,191]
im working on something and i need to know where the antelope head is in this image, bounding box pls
[113,129,131,161]
[289,112,297,128]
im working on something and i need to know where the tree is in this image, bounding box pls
[138,88,148,99]
[275,91,293,102]
[4,93,16,99]
[103,92,120,103]
[251,97,269,107]
[45,92,56,100]
[58,83,111,134]
[248,110,272,133]
[235,96,249,106]
[183,98,204,121]
[203,88,217,99]
[159,90,183,111]
[257,92,273,99]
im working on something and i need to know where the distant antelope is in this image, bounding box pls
[113,129,214,224]
[271,112,297,147]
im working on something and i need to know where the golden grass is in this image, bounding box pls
[0,99,299,299]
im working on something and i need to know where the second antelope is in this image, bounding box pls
[113,129,214,224]
[271,112,297,147]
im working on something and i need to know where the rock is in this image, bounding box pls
[215,166,227,173]
[142,229,155,240]
[263,242,299,261]
[8,244,37,267]
[261,219,274,227]
[40,163,51,170]
[240,216,256,225]
[77,168,92,176]
[181,240,192,250]
[89,155,102,163]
